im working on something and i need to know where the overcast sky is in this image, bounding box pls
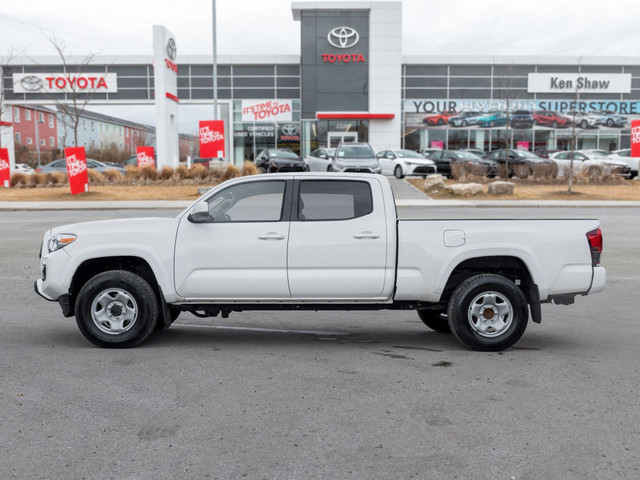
[3,0,640,132]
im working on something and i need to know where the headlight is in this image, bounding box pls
[48,233,77,253]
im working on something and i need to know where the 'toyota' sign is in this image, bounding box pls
[199,120,225,158]
[65,147,89,195]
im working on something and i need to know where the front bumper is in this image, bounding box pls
[406,164,437,176]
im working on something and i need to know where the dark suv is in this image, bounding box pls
[510,110,534,129]
[255,149,305,173]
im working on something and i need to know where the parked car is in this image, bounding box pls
[565,111,603,129]
[510,110,535,129]
[550,150,631,178]
[608,149,639,179]
[376,149,437,179]
[429,150,498,178]
[484,149,557,177]
[423,111,457,126]
[304,148,335,172]
[255,149,305,173]
[124,155,158,167]
[532,110,572,128]
[448,111,484,127]
[37,158,126,174]
[591,110,628,128]
[331,143,381,173]
[534,149,562,159]
[475,111,509,128]
[14,163,35,175]
[191,157,225,169]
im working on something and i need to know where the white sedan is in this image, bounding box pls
[608,149,639,179]
[304,148,336,172]
[14,163,35,174]
[376,149,437,179]
[550,150,630,178]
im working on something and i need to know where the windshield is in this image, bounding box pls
[396,150,422,158]
[337,145,375,158]
[270,150,299,159]
[456,151,481,160]
[516,150,538,158]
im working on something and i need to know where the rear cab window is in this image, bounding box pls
[297,180,373,221]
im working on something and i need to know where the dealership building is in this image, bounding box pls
[3,0,640,167]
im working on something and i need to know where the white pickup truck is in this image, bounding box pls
[35,173,606,351]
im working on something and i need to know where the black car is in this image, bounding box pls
[428,150,498,178]
[484,149,557,177]
[255,149,305,173]
[510,110,534,129]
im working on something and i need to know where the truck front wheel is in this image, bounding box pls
[75,270,159,348]
[417,309,451,333]
[447,274,528,351]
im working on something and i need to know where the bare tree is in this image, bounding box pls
[0,47,23,148]
[495,64,521,176]
[32,33,100,148]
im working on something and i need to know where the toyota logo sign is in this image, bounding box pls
[327,27,359,49]
[20,75,44,92]
[166,38,177,61]
[281,124,299,136]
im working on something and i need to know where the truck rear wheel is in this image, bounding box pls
[417,309,451,332]
[447,274,528,351]
[75,270,158,348]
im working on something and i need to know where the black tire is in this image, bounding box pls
[489,120,495,128]
[606,119,614,127]
[394,165,404,179]
[581,120,588,129]
[461,120,468,127]
[417,309,451,333]
[552,121,558,128]
[75,270,159,348]
[447,274,528,351]
[437,119,444,126]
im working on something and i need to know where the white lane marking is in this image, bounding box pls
[175,324,350,336]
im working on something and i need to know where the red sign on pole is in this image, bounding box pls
[65,147,89,195]
[136,146,156,167]
[631,120,640,158]
[199,120,225,158]
[0,148,10,188]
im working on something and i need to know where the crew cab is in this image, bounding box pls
[35,174,606,351]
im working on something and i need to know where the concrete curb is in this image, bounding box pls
[1,199,638,210]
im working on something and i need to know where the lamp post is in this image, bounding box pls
[34,118,45,169]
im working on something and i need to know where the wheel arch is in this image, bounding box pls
[440,255,536,305]
[69,256,164,317]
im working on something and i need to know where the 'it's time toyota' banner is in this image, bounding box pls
[0,148,10,188]
[136,146,155,167]
[199,120,225,159]
[65,147,89,195]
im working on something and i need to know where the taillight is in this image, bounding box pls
[586,228,603,266]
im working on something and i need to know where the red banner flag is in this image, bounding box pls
[199,120,225,159]
[136,146,156,167]
[65,147,89,195]
[0,148,10,188]
[631,120,640,158]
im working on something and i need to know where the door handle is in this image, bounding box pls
[258,232,286,240]
[353,231,380,239]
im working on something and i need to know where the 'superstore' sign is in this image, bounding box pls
[13,73,118,94]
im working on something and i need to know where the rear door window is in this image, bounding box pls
[298,180,373,221]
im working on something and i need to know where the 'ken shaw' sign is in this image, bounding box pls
[528,73,631,94]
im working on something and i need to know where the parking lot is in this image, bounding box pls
[1,202,639,479]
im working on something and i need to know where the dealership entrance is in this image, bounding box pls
[328,131,357,147]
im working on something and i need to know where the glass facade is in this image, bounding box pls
[402,63,640,154]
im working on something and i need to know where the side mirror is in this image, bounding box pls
[320,154,328,159]
[188,202,210,223]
